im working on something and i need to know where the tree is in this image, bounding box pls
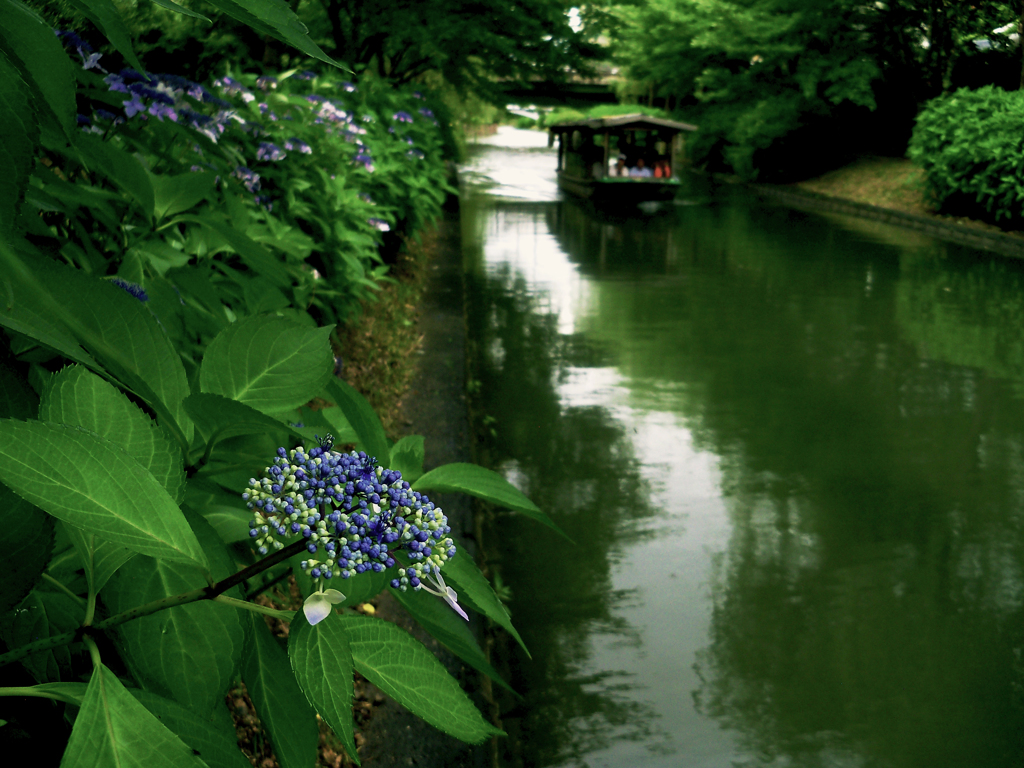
[304,0,605,94]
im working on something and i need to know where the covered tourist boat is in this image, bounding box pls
[548,114,697,203]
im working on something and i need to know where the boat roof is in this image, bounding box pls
[548,113,698,134]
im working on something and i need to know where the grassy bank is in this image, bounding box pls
[788,156,1024,238]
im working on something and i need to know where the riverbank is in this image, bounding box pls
[752,156,1024,259]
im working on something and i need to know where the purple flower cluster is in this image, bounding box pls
[256,142,287,162]
[393,111,414,123]
[232,166,261,193]
[243,444,460,605]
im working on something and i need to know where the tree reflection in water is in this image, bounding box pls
[464,204,669,766]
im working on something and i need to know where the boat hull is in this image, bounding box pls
[557,172,681,203]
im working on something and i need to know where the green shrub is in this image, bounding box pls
[908,86,1024,224]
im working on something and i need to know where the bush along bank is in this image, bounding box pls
[0,9,552,767]
[909,85,1024,228]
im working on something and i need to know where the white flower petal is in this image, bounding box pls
[303,592,341,625]
[322,588,346,604]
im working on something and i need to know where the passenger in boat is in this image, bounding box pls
[629,157,653,178]
[654,158,671,178]
[613,155,627,177]
[591,158,605,179]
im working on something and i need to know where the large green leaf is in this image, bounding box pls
[442,554,528,657]
[129,688,249,768]
[1,257,193,447]
[2,589,81,683]
[40,365,185,503]
[389,586,515,695]
[388,434,424,483]
[61,522,136,597]
[0,0,76,145]
[322,378,390,466]
[200,316,334,414]
[0,420,206,568]
[203,0,339,68]
[0,251,98,368]
[243,615,319,768]
[64,0,144,71]
[60,663,206,768]
[184,477,252,543]
[288,611,358,762]
[146,0,211,23]
[150,171,216,219]
[76,133,154,220]
[0,480,53,616]
[0,360,37,418]
[0,48,36,241]
[183,392,305,457]
[337,568,388,608]
[339,614,503,744]
[413,463,566,538]
[181,214,290,284]
[104,510,244,714]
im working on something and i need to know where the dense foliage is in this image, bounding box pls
[608,0,1023,179]
[908,85,1024,225]
[0,1,560,765]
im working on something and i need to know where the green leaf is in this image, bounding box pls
[61,522,136,596]
[337,568,388,608]
[322,378,390,466]
[203,0,340,69]
[339,614,504,744]
[288,611,358,762]
[413,463,566,539]
[0,360,37,420]
[0,0,76,145]
[2,589,81,683]
[0,49,36,241]
[388,434,424,483]
[146,0,211,22]
[40,365,185,503]
[389,586,516,695]
[243,615,319,768]
[129,688,249,768]
[75,133,155,220]
[64,0,144,72]
[151,171,216,219]
[181,214,290,284]
[200,316,334,414]
[0,251,98,368]
[60,664,206,768]
[104,509,244,714]
[0,419,206,568]
[184,477,252,543]
[0,486,53,616]
[442,554,528,657]
[184,392,305,454]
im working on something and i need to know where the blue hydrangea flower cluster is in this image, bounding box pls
[243,441,457,595]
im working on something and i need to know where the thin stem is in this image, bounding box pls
[0,687,83,705]
[0,538,308,671]
[83,590,97,627]
[84,636,101,670]
[40,574,86,607]
[214,595,295,622]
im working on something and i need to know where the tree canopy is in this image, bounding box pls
[607,0,1024,179]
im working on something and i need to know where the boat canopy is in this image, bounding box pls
[547,114,698,134]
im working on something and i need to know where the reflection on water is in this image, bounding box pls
[460,131,1024,768]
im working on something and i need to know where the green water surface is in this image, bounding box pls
[459,130,1024,768]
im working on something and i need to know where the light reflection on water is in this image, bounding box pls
[460,130,1024,768]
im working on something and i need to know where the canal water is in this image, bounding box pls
[458,128,1024,768]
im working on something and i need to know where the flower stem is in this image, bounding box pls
[213,595,295,621]
[0,538,309,670]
